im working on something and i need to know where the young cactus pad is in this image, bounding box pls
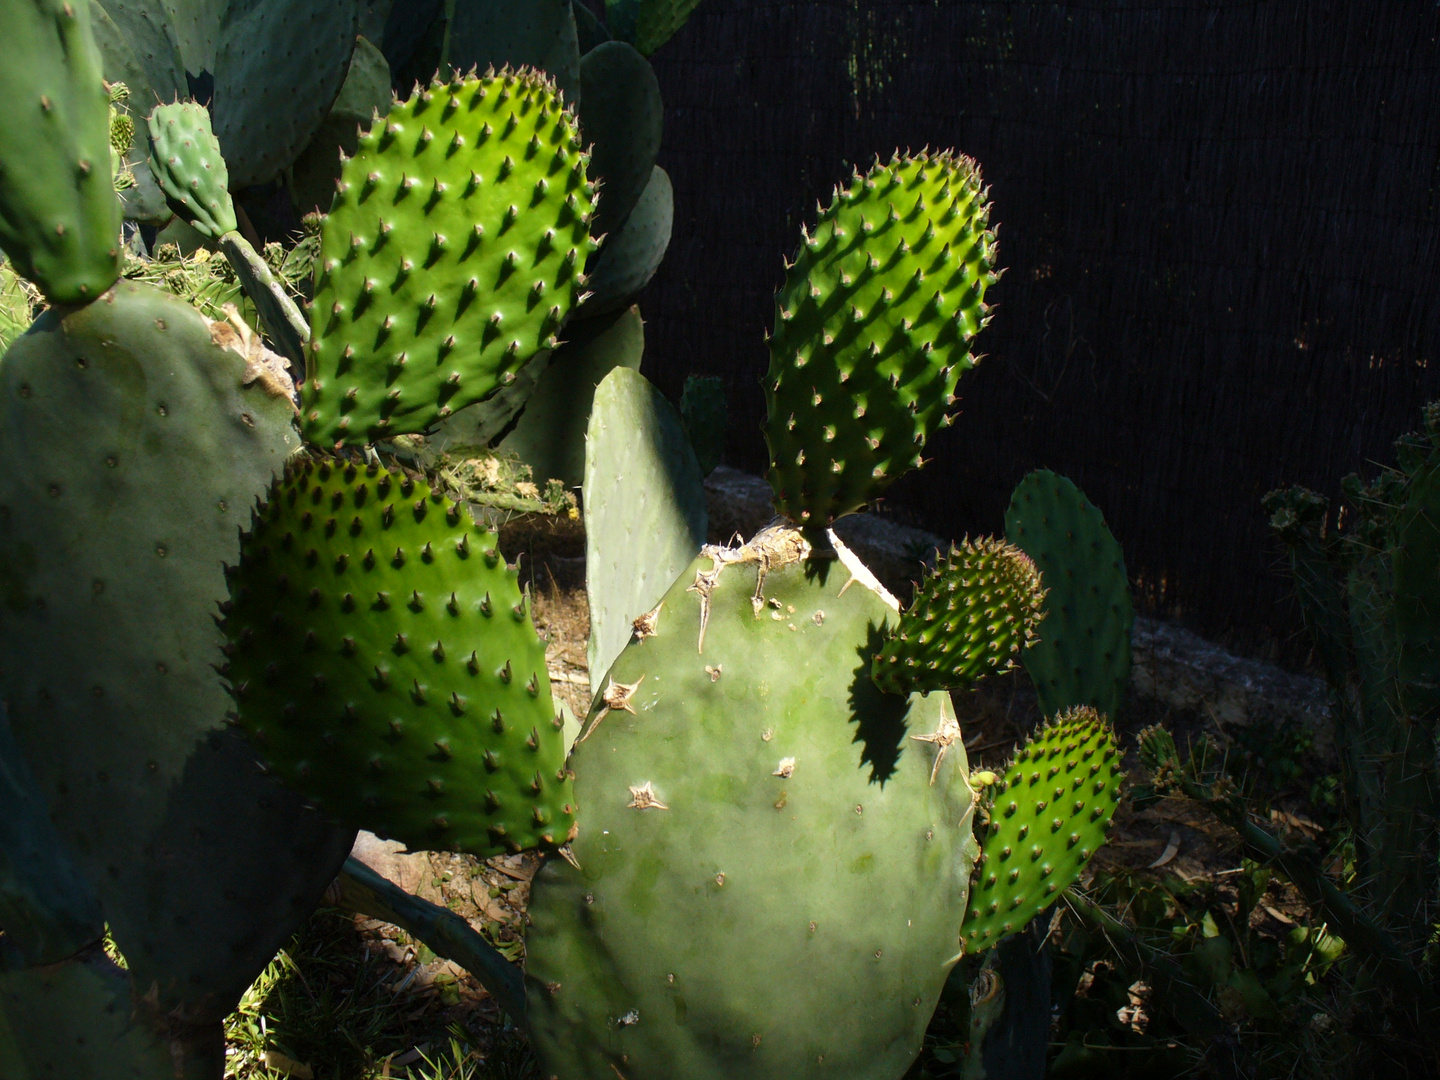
[0,0,121,303]
[526,527,980,1080]
[764,150,998,528]
[872,537,1045,696]
[302,70,598,446]
[146,101,237,240]
[1005,470,1134,721]
[221,457,576,856]
[961,706,1121,952]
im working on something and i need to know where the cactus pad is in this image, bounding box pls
[0,0,121,303]
[526,528,980,1080]
[146,100,237,238]
[0,279,353,1031]
[302,70,597,446]
[222,457,576,856]
[764,151,998,528]
[212,0,360,189]
[872,537,1045,696]
[962,706,1121,952]
[1005,470,1133,721]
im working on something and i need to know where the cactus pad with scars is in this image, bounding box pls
[961,706,1121,952]
[0,280,353,1052]
[526,527,980,1080]
[0,0,121,303]
[872,537,1045,696]
[302,70,597,446]
[146,101,237,239]
[1005,470,1133,721]
[764,151,998,528]
[222,457,576,857]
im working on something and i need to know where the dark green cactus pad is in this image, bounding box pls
[496,303,644,488]
[212,0,361,189]
[302,70,598,446]
[0,0,121,303]
[0,705,104,967]
[1005,470,1133,721]
[0,280,355,1029]
[578,40,662,243]
[527,530,980,1080]
[765,151,998,528]
[572,0,610,52]
[606,0,704,55]
[0,953,183,1080]
[146,100,237,237]
[218,230,310,366]
[448,0,582,108]
[583,365,707,682]
[679,372,727,476]
[873,537,1045,697]
[575,162,671,316]
[288,34,394,217]
[222,456,577,857]
[155,0,223,78]
[962,706,1121,952]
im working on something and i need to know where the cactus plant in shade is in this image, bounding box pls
[1261,403,1440,948]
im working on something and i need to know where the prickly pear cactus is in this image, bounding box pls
[961,706,1121,952]
[0,0,121,303]
[302,69,597,446]
[526,527,981,1080]
[222,457,577,857]
[0,280,354,1065]
[1005,470,1133,721]
[146,100,237,239]
[764,151,998,529]
[872,537,1045,696]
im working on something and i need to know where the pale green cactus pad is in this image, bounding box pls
[872,537,1045,696]
[222,456,576,857]
[961,706,1121,952]
[302,69,597,446]
[526,527,980,1080]
[765,150,998,528]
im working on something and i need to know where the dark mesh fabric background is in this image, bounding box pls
[623,0,1440,660]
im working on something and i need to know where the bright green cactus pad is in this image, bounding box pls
[222,456,576,856]
[872,537,1045,696]
[0,0,121,303]
[302,70,597,446]
[1005,470,1133,721]
[764,150,998,528]
[962,706,1121,952]
[146,101,237,239]
[526,528,980,1080]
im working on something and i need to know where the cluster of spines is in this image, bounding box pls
[764,149,999,527]
[219,455,574,856]
[872,537,1045,696]
[302,68,599,447]
[962,706,1121,951]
